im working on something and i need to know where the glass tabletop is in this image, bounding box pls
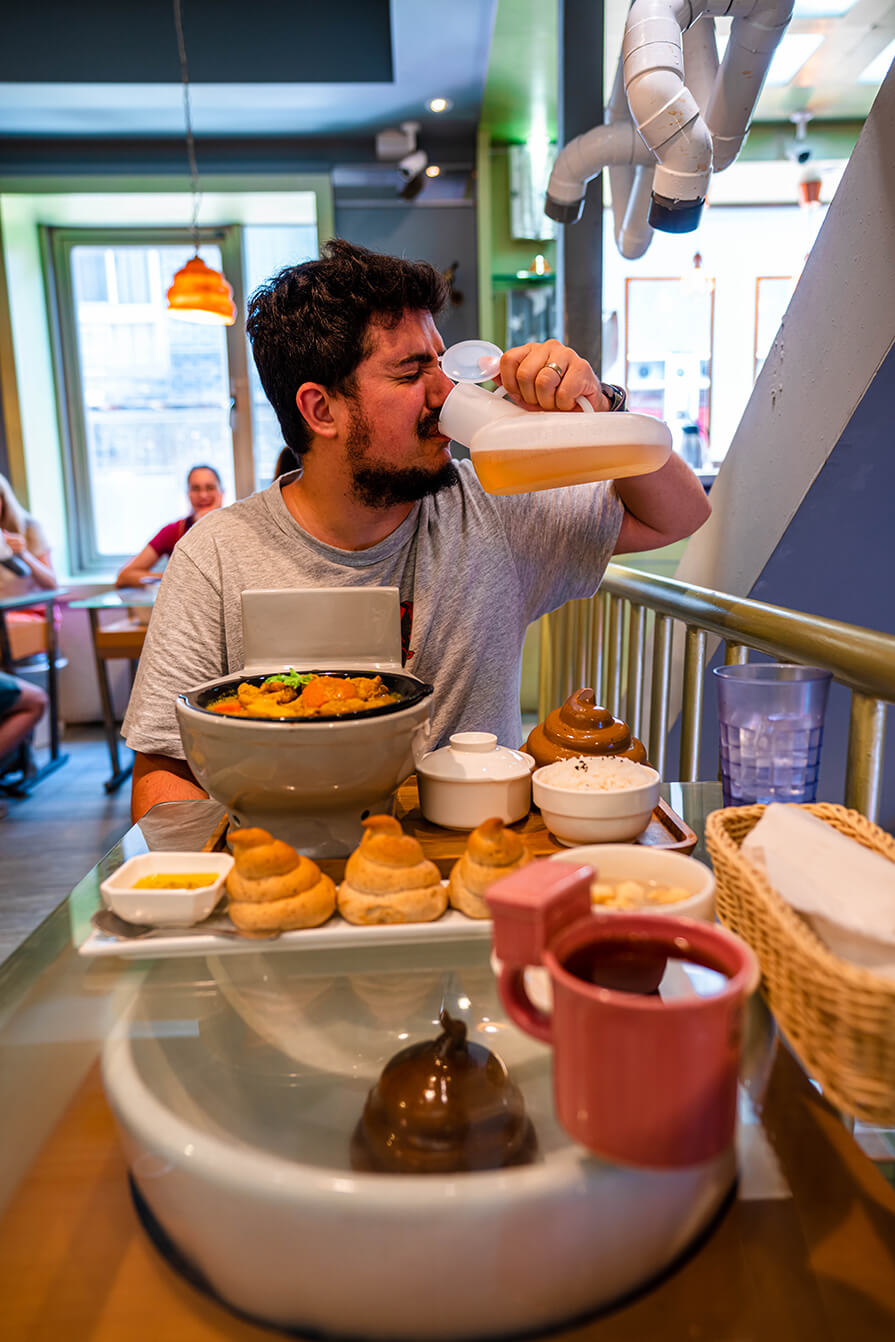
[2,782,894,1341]
[0,587,68,611]
[68,585,158,609]
[0,784,722,1197]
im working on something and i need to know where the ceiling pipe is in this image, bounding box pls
[705,0,795,170]
[606,57,657,259]
[623,0,715,234]
[545,0,794,251]
[547,55,656,259]
[682,13,720,116]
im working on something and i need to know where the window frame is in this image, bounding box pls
[42,223,252,574]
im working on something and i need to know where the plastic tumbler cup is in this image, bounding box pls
[713,664,832,806]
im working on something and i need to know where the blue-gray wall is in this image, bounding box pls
[674,338,895,825]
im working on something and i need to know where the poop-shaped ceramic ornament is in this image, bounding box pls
[350,1009,537,1174]
[525,688,648,769]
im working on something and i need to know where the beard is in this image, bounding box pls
[346,403,459,509]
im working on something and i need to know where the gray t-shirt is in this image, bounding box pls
[123,462,623,758]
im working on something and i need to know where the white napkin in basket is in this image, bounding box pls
[740,804,895,978]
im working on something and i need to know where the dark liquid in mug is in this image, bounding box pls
[562,938,730,998]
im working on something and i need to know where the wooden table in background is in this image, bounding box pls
[68,589,155,792]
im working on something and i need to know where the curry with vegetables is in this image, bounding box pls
[208,670,401,720]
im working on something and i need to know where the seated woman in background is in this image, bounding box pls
[116,464,223,588]
[0,473,59,663]
[0,670,48,814]
[0,473,57,595]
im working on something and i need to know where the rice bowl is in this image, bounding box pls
[533,756,661,845]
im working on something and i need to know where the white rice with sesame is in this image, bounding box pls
[536,755,653,791]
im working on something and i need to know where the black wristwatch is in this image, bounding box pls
[600,381,627,412]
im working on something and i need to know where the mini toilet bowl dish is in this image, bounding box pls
[102,955,739,1341]
[175,588,432,857]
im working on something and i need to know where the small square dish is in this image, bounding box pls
[99,852,234,927]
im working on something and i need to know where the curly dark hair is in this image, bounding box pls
[245,239,449,457]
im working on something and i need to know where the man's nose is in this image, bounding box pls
[427,363,455,407]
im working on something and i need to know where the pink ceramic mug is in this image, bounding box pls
[486,860,759,1169]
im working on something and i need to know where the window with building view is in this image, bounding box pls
[602,202,828,470]
[47,211,319,570]
[624,275,714,471]
[67,239,236,561]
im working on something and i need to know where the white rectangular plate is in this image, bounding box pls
[77,901,491,960]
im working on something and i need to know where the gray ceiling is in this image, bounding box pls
[0,0,496,141]
[0,0,890,163]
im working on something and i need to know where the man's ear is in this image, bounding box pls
[295,383,340,439]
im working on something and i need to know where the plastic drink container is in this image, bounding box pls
[438,381,672,495]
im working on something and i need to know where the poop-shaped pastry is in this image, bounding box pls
[351,1010,537,1174]
[226,827,336,933]
[526,688,647,768]
[337,815,446,925]
[448,817,531,919]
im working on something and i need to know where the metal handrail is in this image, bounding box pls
[538,564,893,822]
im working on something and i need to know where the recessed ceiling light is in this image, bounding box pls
[858,37,895,83]
[426,97,453,114]
[425,165,441,178]
[765,33,824,85]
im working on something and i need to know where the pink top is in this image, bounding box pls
[148,515,194,558]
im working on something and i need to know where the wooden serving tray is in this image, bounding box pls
[392,780,697,877]
[202,779,696,877]
[197,782,696,871]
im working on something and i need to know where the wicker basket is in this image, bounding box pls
[705,802,895,1125]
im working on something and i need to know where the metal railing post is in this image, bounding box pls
[845,692,887,823]
[606,594,623,712]
[679,626,707,781]
[626,603,647,739]
[649,614,673,777]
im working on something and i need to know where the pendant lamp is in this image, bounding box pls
[166,0,236,326]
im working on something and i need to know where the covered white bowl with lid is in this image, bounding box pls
[417,732,534,830]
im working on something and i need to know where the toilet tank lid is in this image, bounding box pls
[240,587,405,674]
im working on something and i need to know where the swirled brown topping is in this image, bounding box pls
[350,1009,537,1174]
[525,688,648,769]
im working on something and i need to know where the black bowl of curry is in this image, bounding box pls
[188,669,433,724]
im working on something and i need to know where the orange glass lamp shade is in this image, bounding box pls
[167,255,237,325]
[798,177,822,207]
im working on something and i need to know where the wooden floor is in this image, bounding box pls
[0,726,133,965]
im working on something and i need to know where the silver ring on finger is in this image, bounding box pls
[544,360,565,379]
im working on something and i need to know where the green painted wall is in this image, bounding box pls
[477,0,559,347]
